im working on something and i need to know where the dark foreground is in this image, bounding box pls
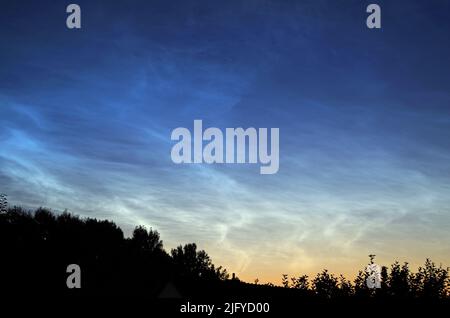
[1,207,448,316]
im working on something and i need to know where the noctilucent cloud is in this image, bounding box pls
[1,0,449,282]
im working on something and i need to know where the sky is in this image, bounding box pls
[1,0,450,283]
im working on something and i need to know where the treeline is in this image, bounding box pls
[0,205,448,300]
[0,206,227,293]
[276,260,449,299]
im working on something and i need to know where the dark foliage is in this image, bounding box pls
[0,206,225,295]
[0,206,448,303]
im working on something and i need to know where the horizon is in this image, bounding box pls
[2,203,447,285]
[1,0,450,284]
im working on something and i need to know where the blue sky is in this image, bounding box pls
[1,0,449,282]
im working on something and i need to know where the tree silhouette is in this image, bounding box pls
[291,275,309,291]
[354,269,370,298]
[0,205,448,303]
[376,265,389,298]
[130,225,163,252]
[171,243,228,280]
[312,270,339,298]
[388,261,411,298]
[411,259,449,299]
[337,274,353,297]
